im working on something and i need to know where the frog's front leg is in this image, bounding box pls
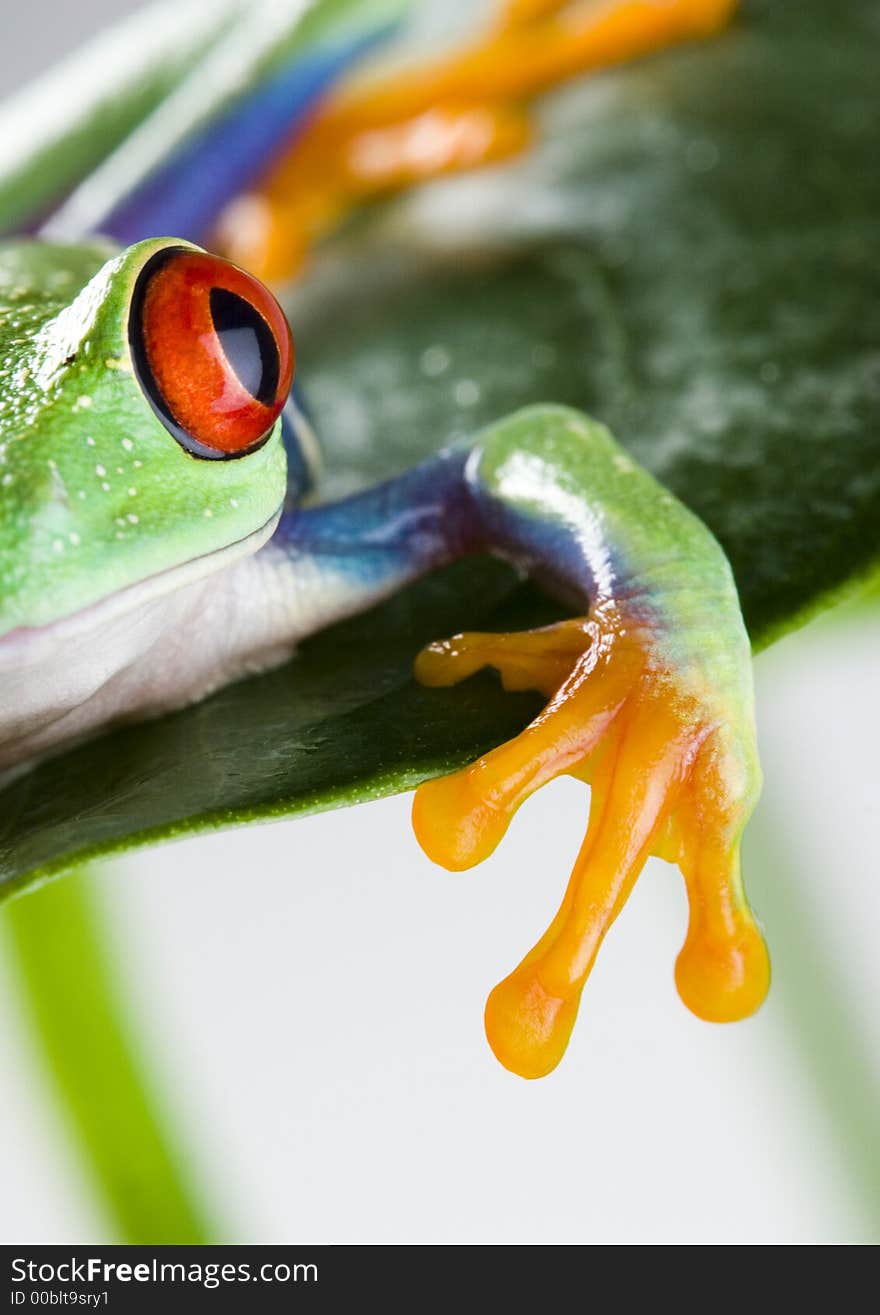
[278,404,768,1077]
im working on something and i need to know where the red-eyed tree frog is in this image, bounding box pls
[0,0,767,1078]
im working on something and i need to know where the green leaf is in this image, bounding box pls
[0,563,548,897]
[2,0,878,896]
[295,0,880,646]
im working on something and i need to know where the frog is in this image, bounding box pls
[0,0,768,1079]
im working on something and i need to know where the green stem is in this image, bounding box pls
[2,868,213,1244]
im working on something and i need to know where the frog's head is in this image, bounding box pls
[0,237,291,637]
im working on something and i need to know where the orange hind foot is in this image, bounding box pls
[412,612,769,1078]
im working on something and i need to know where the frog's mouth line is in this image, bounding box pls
[0,505,283,665]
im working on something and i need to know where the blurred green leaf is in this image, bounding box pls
[2,0,878,896]
[3,870,213,1242]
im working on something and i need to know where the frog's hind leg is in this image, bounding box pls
[43,16,399,245]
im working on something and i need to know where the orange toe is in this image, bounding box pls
[485,966,581,1079]
[675,917,770,1023]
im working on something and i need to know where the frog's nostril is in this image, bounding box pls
[129,246,294,460]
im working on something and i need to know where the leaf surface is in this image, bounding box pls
[2,0,877,896]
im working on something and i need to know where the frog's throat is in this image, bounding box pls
[0,506,281,660]
[0,505,284,782]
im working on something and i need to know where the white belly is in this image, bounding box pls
[0,511,398,782]
[0,519,294,780]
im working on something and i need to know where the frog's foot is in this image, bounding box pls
[412,614,769,1078]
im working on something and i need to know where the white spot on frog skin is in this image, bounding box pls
[101,481,111,492]
[95,464,106,477]
[453,378,480,407]
[105,358,121,370]
[77,490,86,500]
[121,438,134,452]
[203,507,213,517]
[47,458,57,470]
[2,473,13,487]
[74,395,93,411]
[420,345,451,377]
[612,453,635,474]
[127,513,139,525]
[52,539,64,553]
[230,498,239,509]
[133,460,142,469]
[128,487,138,497]
[116,466,124,475]
[68,531,80,546]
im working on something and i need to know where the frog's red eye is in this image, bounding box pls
[129,247,294,459]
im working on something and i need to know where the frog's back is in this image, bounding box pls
[0,239,120,629]
[0,239,111,498]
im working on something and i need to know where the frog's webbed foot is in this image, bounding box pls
[412,610,769,1079]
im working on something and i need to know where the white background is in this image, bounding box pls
[0,1,878,1245]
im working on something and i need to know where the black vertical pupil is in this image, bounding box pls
[209,287,279,405]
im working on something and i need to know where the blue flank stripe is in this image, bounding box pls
[277,436,648,622]
[276,447,476,587]
[99,25,398,247]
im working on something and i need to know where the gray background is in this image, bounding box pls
[2,0,123,95]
